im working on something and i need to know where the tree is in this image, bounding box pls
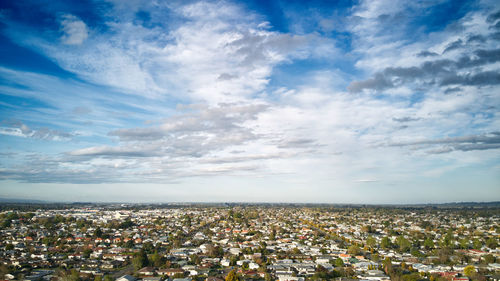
[335,258,344,267]
[150,251,162,267]
[291,247,302,255]
[366,236,376,248]
[230,256,238,266]
[486,238,497,249]
[348,245,361,255]
[473,239,482,250]
[61,270,81,281]
[189,254,201,265]
[94,227,103,238]
[383,258,393,275]
[132,250,148,270]
[361,225,373,233]
[441,231,454,248]
[265,273,272,281]
[242,262,249,271]
[0,265,12,276]
[459,238,469,249]
[381,237,391,249]
[396,236,411,253]
[420,221,432,229]
[103,276,113,281]
[207,245,224,258]
[424,238,434,250]
[226,269,238,281]
[269,229,276,241]
[94,276,102,281]
[83,248,92,259]
[125,240,134,248]
[463,265,475,277]
[484,254,495,264]
[119,219,134,229]
[456,251,469,264]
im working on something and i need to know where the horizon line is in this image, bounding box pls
[0,197,499,206]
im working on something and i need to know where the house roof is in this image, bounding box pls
[138,266,156,273]
[117,275,137,281]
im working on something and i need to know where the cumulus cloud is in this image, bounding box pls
[67,103,271,161]
[109,103,267,142]
[59,14,88,45]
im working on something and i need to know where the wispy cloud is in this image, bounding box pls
[0,121,73,141]
[388,132,500,154]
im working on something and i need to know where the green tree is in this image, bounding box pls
[83,248,92,259]
[189,254,201,265]
[173,273,185,278]
[335,258,344,267]
[226,269,238,281]
[484,254,495,264]
[381,237,391,249]
[441,231,454,248]
[150,251,162,267]
[397,236,411,253]
[366,236,376,248]
[242,262,249,271]
[463,265,475,277]
[132,250,148,270]
[207,245,224,258]
[103,275,113,281]
[473,239,482,250]
[459,238,469,249]
[424,238,434,250]
[347,245,361,255]
[383,258,393,275]
[94,227,103,238]
[61,269,81,281]
[486,238,497,249]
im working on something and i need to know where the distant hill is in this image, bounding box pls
[0,197,47,204]
[421,201,500,208]
[0,198,498,209]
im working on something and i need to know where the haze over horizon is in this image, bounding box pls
[0,0,499,203]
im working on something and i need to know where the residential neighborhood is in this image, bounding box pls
[0,204,498,281]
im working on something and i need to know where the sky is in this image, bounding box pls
[0,0,499,203]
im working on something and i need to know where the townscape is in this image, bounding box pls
[0,204,499,281]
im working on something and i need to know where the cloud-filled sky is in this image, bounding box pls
[0,0,499,203]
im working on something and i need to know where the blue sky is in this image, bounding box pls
[0,0,499,203]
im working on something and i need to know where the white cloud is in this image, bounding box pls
[59,14,89,45]
[0,0,499,202]
[0,121,73,141]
